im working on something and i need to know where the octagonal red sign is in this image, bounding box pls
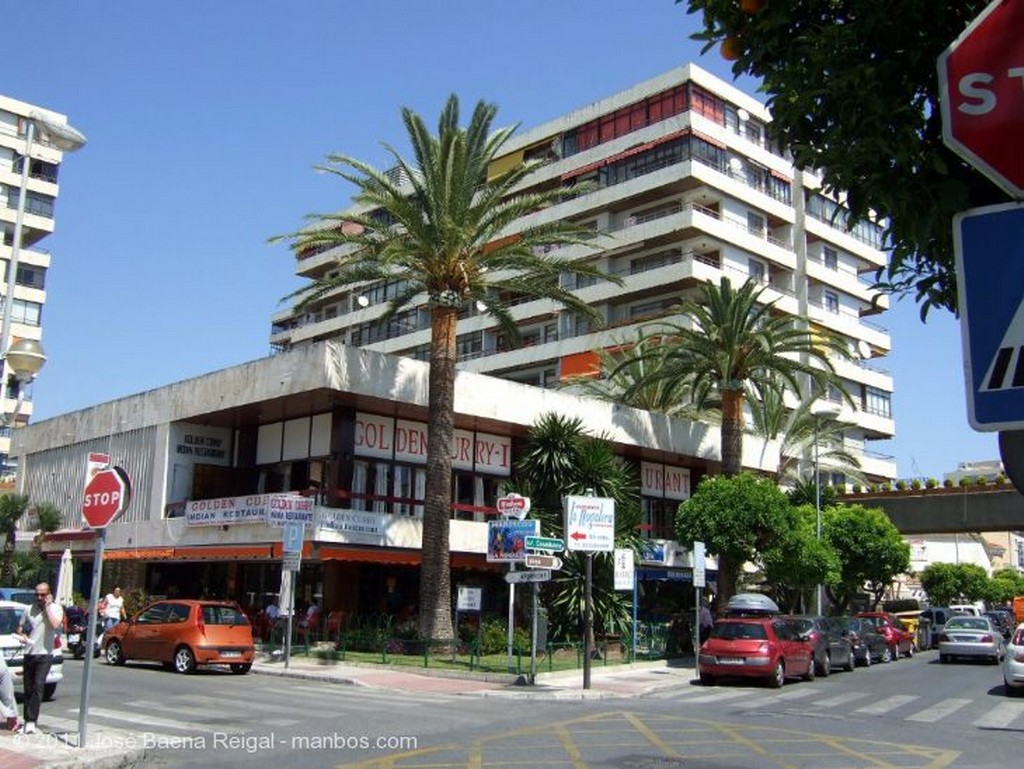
[938,0,1024,197]
[82,467,130,529]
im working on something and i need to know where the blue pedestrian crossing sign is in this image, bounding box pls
[954,202,1024,431]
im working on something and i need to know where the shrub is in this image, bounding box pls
[896,479,907,490]
[996,474,1008,484]
[943,478,954,488]
[975,475,988,486]
[910,478,922,490]
[880,482,892,492]
[959,476,971,487]
[925,478,937,489]
[851,483,862,493]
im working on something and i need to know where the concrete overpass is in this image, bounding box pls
[844,485,1024,534]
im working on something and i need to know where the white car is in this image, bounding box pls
[1003,623,1024,696]
[0,600,64,700]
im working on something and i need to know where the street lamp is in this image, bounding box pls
[811,400,842,615]
[1,112,86,427]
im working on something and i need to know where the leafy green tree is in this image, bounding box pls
[275,97,619,641]
[681,0,1009,316]
[919,562,990,607]
[0,494,29,585]
[988,567,1024,606]
[32,502,63,550]
[511,413,642,645]
[760,503,837,613]
[823,504,910,613]
[676,472,794,603]
[617,278,845,482]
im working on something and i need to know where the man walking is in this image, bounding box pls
[15,582,63,734]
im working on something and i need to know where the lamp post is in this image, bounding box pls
[810,400,842,615]
[1,113,85,429]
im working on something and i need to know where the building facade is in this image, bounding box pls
[0,95,75,473]
[17,341,743,622]
[269,63,897,484]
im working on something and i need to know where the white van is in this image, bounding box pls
[950,603,984,617]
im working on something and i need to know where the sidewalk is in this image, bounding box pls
[0,656,696,767]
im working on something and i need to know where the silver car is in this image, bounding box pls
[939,615,1005,664]
[1002,623,1024,696]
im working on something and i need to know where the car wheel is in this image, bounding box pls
[769,660,785,688]
[1006,681,1020,697]
[230,663,252,675]
[906,643,915,659]
[699,671,715,686]
[844,651,856,672]
[804,658,816,682]
[73,648,84,661]
[940,653,949,663]
[861,651,872,668]
[817,652,831,677]
[43,683,56,701]
[888,645,899,662]
[881,646,893,663]
[173,645,197,674]
[105,639,125,666]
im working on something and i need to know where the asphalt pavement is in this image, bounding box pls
[0,655,696,768]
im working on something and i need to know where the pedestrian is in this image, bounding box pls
[102,586,125,631]
[0,654,19,732]
[15,582,64,734]
[699,601,714,644]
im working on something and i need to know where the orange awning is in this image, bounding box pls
[319,546,420,565]
[104,547,176,561]
[172,545,277,561]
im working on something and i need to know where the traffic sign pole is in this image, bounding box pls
[78,526,105,748]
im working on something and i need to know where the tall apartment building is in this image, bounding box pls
[0,96,76,473]
[269,63,897,483]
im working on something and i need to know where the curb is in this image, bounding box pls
[43,747,148,769]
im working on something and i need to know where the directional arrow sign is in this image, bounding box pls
[525,536,564,552]
[563,495,615,553]
[505,569,552,584]
[525,554,563,570]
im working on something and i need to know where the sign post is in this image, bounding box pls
[613,548,635,661]
[693,541,707,677]
[78,463,130,748]
[281,521,304,670]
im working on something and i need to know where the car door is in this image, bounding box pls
[775,619,811,674]
[153,603,192,662]
[124,602,170,661]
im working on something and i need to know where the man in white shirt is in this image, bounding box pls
[15,583,63,734]
[102,587,125,631]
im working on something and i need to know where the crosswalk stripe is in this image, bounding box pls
[971,701,1024,729]
[127,699,298,728]
[905,698,972,723]
[738,688,817,709]
[180,694,296,714]
[811,691,873,708]
[678,688,757,704]
[853,694,919,715]
[71,705,234,734]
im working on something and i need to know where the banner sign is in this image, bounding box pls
[315,508,387,538]
[185,493,311,527]
[487,519,539,563]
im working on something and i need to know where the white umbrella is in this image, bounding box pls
[56,548,74,608]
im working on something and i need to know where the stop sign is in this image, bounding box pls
[938,0,1024,197]
[82,467,130,528]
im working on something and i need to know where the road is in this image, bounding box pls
[49,650,1024,768]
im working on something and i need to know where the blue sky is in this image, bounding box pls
[6,1,997,479]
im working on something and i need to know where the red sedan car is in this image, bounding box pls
[854,611,915,661]
[699,616,815,688]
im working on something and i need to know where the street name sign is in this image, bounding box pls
[563,495,615,552]
[505,569,552,584]
[524,554,563,570]
[954,202,1024,430]
[525,536,564,552]
[938,0,1024,197]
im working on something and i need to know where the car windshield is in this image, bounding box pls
[202,605,247,625]
[946,618,989,631]
[790,619,815,634]
[0,607,21,634]
[710,622,768,641]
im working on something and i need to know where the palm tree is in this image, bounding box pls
[0,494,29,584]
[275,96,620,641]
[615,276,848,600]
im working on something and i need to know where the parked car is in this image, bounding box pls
[698,616,815,688]
[950,603,984,617]
[984,609,1014,639]
[854,612,915,661]
[833,616,889,667]
[919,606,954,650]
[1002,622,1024,695]
[104,599,255,674]
[0,587,36,604]
[938,615,1005,664]
[784,615,855,676]
[0,600,64,699]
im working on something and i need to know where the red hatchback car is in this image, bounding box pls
[854,612,915,661]
[698,616,815,688]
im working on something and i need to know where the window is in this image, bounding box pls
[864,386,892,418]
[641,498,675,539]
[824,291,840,314]
[393,465,425,518]
[748,259,766,284]
[11,300,42,326]
[823,246,839,271]
[746,211,765,237]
